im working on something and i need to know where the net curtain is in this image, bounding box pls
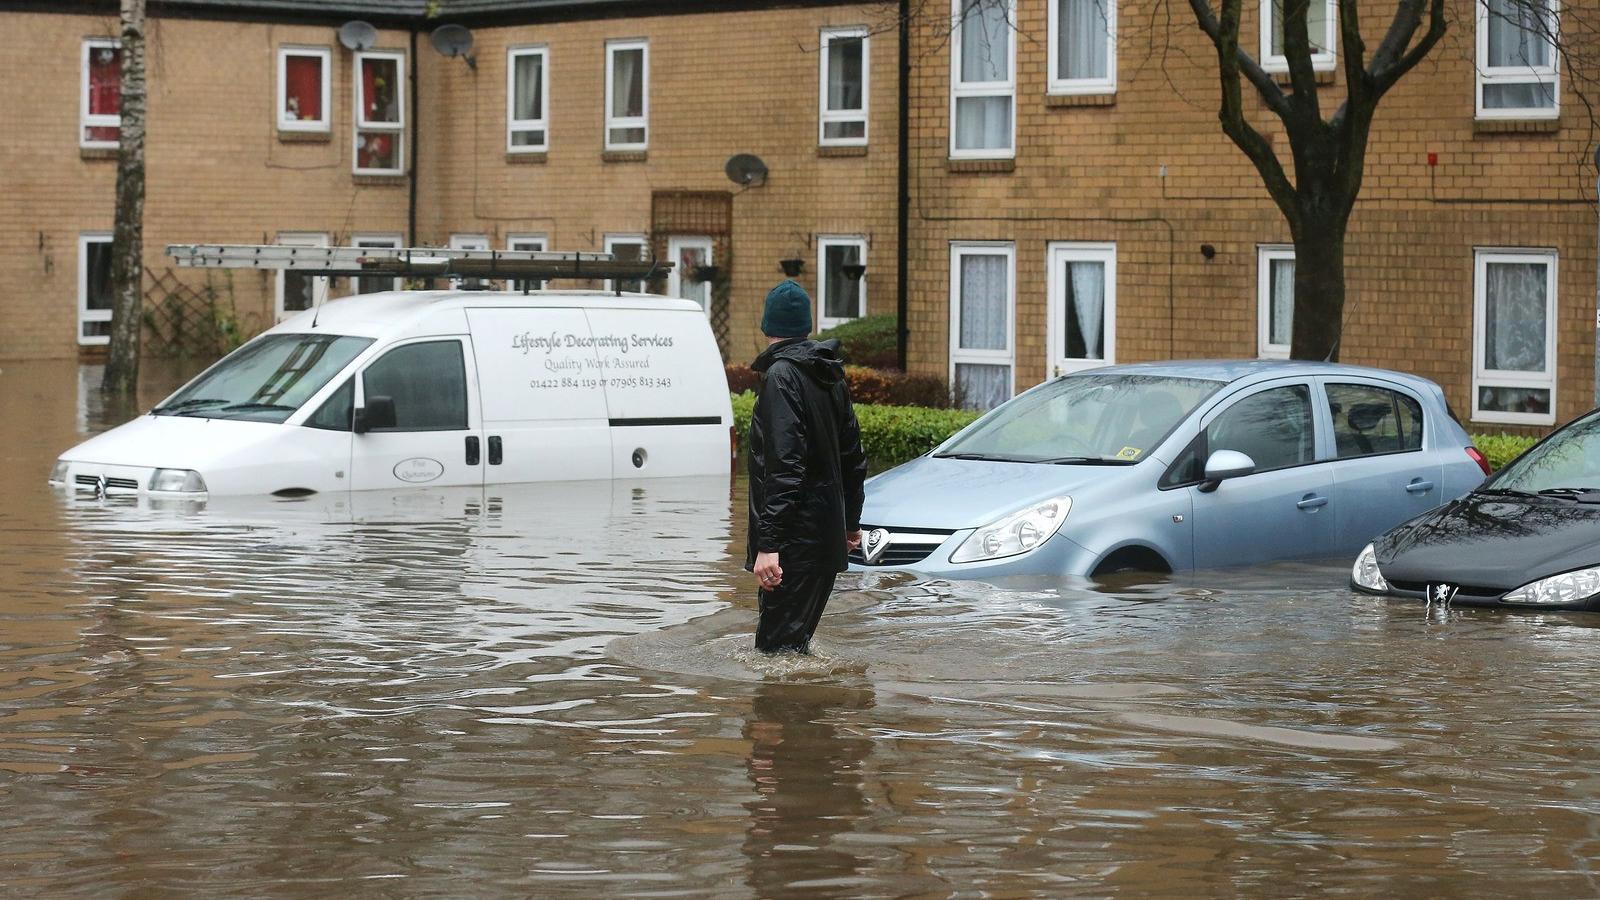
[1057,0,1109,80]
[1484,262,1547,373]
[957,254,1010,410]
[1067,261,1105,359]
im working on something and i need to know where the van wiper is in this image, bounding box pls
[1034,456,1137,466]
[151,397,229,415]
[218,402,297,413]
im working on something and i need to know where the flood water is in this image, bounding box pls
[5,360,1600,896]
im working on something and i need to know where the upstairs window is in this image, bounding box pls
[819,28,869,146]
[605,39,649,150]
[1477,0,1559,118]
[1049,0,1116,94]
[507,46,549,152]
[951,0,1015,159]
[354,50,405,174]
[278,46,330,132]
[81,38,122,148]
[1261,0,1337,72]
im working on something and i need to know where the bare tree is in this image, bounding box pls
[102,0,147,395]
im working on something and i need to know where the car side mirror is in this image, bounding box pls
[354,395,396,434]
[1198,449,1256,492]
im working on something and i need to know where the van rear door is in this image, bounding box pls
[350,336,486,490]
[466,306,612,483]
[584,306,732,478]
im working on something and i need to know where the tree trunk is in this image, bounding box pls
[102,0,147,396]
[1289,222,1345,362]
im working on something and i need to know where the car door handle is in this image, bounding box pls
[1296,494,1328,510]
[488,435,503,466]
[1405,479,1435,494]
[465,435,480,466]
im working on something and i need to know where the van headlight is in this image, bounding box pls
[1502,567,1600,606]
[150,468,207,493]
[49,460,69,485]
[950,496,1072,564]
[1352,543,1389,592]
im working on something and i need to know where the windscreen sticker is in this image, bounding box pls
[1116,446,1143,461]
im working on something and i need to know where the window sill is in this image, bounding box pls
[80,146,118,160]
[947,158,1015,174]
[818,145,868,158]
[1270,69,1336,87]
[1044,92,1115,108]
[353,173,407,186]
[278,129,332,143]
[602,150,649,163]
[507,151,548,164]
[1473,117,1560,134]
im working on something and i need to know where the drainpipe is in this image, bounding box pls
[408,28,420,247]
[895,0,910,371]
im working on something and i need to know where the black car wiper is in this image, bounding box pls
[1033,456,1137,466]
[1476,487,1538,498]
[151,397,229,415]
[1535,487,1600,503]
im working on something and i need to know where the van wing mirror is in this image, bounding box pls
[1198,449,1256,492]
[355,395,397,434]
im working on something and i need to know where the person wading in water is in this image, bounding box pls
[746,280,867,654]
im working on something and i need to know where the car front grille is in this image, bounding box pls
[849,526,954,567]
[1388,579,1505,601]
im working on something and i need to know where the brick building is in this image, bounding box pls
[4,0,1595,431]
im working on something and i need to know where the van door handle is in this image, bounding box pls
[465,436,480,466]
[1296,494,1328,510]
[1406,479,1435,494]
[488,435,503,466]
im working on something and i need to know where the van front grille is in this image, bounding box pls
[74,474,140,492]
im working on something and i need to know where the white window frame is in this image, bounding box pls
[1472,248,1558,426]
[817,235,868,331]
[949,0,1016,160]
[604,39,650,151]
[506,45,550,153]
[1260,0,1338,72]
[1257,245,1295,359]
[1475,0,1561,120]
[448,234,490,289]
[603,232,650,293]
[275,232,330,321]
[277,45,332,132]
[81,38,121,150]
[1046,242,1116,376]
[949,242,1017,405]
[353,49,406,175]
[507,233,549,291]
[819,27,870,147]
[352,233,402,293]
[1047,0,1118,95]
[78,232,114,346]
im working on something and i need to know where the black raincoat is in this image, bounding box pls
[745,338,867,574]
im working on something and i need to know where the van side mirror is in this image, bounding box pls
[354,395,397,434]
[1198,449,1256,493]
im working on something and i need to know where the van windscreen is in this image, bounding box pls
[153,333,374,423]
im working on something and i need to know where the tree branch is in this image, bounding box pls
[1369,0,1448,95]
[1280,0,1323,120]
[1188,0,1295,117]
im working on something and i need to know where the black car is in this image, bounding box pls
[1353,409,1600,610]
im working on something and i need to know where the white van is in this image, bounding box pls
[51,290,735,497]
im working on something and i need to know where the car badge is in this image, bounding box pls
[1428,583,1459,606]
[863,528,891,565]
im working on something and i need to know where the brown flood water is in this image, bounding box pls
[5,359,1600,897]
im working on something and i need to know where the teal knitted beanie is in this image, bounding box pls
[760,280,813,338]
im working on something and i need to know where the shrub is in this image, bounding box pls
[725,364,761,394]
[818,314,898,369]
[728,362,951,408]
[731,391,978,470]
[1469,433,1539,472]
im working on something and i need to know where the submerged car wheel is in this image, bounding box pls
[1092,547,1172,578]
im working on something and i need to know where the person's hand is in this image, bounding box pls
[845,530,863,552]
[754,551,783,590]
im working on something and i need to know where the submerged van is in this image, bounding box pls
[51,290,735,497]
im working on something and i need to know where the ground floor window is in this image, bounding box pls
[448,234,489,289]
[1473,248,1557,425]
[1257,245,1294,359]
[950,242,1015,411]
[508,233,548,291]
[817,236,866,330]
[275,232,330,321]
[667,235,714,314]
[78,232,114,345]
[604,233,648,293]
[352,233,401,294]
[1047,242,1114,376]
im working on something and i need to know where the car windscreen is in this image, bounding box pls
[1488,410,1600,493]
[153,333,374,423]
[937,373,1223,465]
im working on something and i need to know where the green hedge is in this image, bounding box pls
[734,392,1545,473]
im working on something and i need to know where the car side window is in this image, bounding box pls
[1326,383,1423,458]
[305,378,354,431]
[362,341,469,431]
[1206,384,1314,473]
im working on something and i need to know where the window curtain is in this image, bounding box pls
[362,58,397,122]
[514,55,542,120]
[613,50,643,118]
[1484,262,1547,372]
[959,254,1008,351]
[284,56,322,121]
[827,38,864,111]
[955,97,1011,150]
[1057,0,1109,80]
[89,47,122,116]
[1270,0,1331,55]
[956,364,1010,411]
[1271,258,1295,346]
[960,0,1010,82]
[826,245,861,319]
[86,243,114,311]
[1486,0,1553,68]
[1067,261,1104,359]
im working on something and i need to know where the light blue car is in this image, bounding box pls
[853,361,1489,578]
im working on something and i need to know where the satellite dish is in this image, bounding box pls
[431,24,476,67]
[724,154,769,188]
[337,20,377,51]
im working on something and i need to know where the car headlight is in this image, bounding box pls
[950,496,1072,564]
[49,460,69,485]
[1502,567,1600,605]
[149,468,207,493]
[1352,543,1389,592]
